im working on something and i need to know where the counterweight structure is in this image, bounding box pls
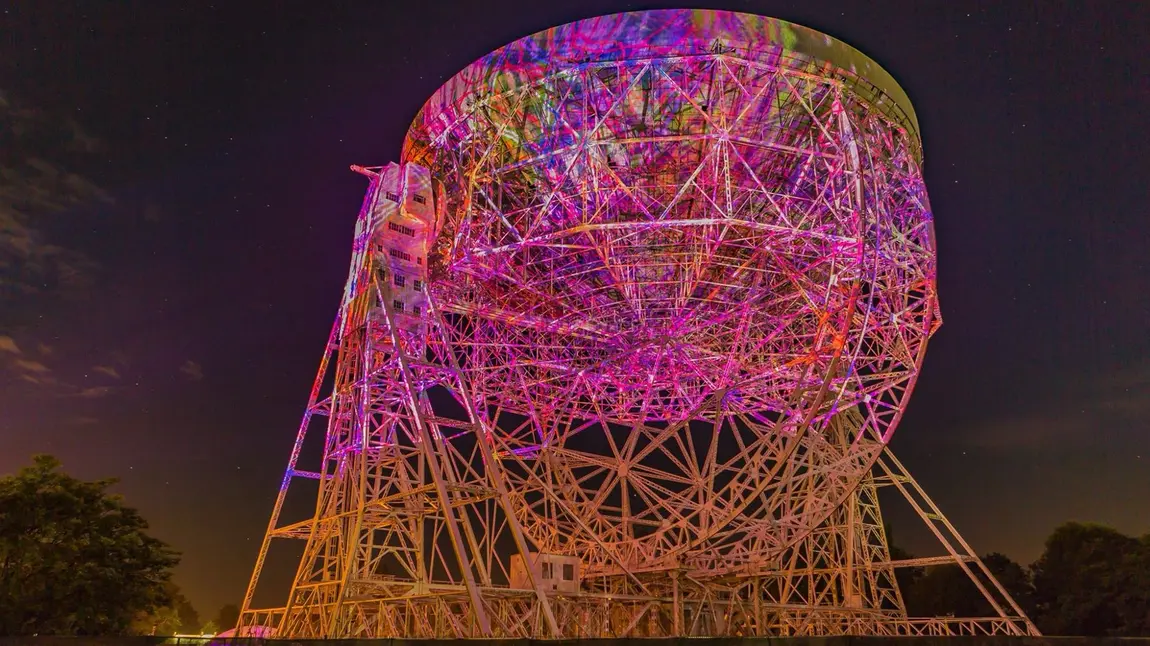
[239,10,1038,638]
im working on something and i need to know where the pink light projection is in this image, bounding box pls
[238,9,1036,639]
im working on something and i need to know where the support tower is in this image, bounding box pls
[239,10,1039,638]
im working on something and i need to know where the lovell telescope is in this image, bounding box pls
[236,9,1039,639]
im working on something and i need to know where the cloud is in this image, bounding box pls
[19,373,59,387]
[952,409,1085,452]
[36,342,51,355]
[0,91,112,314]
[3,348,128,401]
[75,386,114,399]
[5,354,68,392]
[952,363,1150,452]
[66,416,100,426]
[10,357,56,387]
[180,359,204,381]
[4,346,131,399]
[92,364,120,379]
[0,335,19,354]
[14,358,50,374]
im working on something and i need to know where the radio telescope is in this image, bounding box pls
[239,10,1038,638]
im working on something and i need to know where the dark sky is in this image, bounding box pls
[2,0,1148,620]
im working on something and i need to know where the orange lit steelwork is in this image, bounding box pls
[238,9,1038,639]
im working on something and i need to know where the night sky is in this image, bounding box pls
[2,0,1148,618]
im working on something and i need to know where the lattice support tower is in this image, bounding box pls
[237,10,1039,639]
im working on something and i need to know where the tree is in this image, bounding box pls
[1111,534,1150,636]
[887,543,923,607]
[890,522,1150,636]
[899,552,1033,619]
[0,455,180,635]
[171,587,201,634]
[1031,521,1140,636]
[903,561,977,617]
[130,582,200,635]
[130,605,181,636]
[214,603,241,632]
[983,552,1036,617]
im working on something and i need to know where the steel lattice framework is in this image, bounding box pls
[238,10,1039,639]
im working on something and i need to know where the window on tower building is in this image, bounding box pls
[387,221,415,237]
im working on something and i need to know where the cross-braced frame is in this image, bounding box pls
[237,10,1038,639]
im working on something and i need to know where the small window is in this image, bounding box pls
[413,194,427,205]
[562,563,574,581]
[412,305,422,316]
[413,279,423,291]
[416,256,422,265]
[387,221,415,237]
[394,275,405,287]
[541,562,553,580]
[392,300,405,312]
[385,191,400,202]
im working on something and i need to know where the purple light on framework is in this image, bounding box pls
[397,6,939,576]
[231,10,1044,641]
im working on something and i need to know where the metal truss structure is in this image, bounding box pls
[238,9,1039,639]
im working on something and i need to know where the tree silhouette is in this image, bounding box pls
[1032,522,1145,636]
[1112,534,1150,636]
[891,522,1150,636]
[900,551,1033,618]
[214,603,241,632]
[131,582,200,635]
[132,605,181,636]
[0,455,179,635]
[983,551,1036,617]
